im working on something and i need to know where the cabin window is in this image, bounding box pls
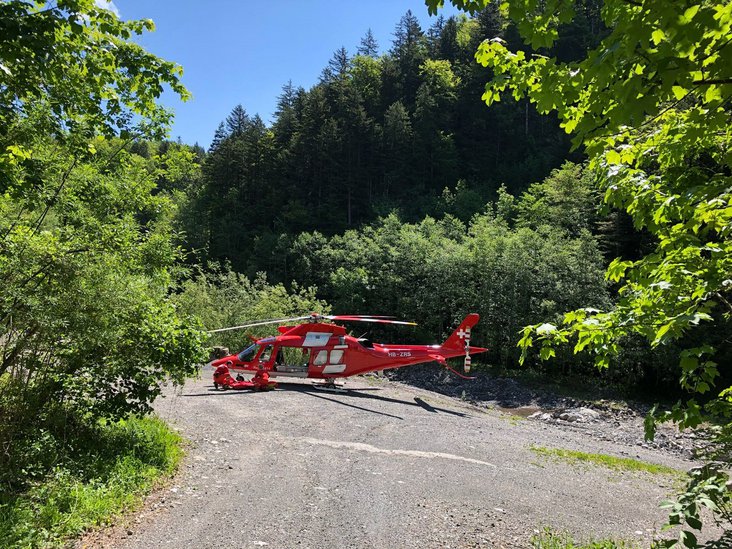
[259,344,274,363]
[329,350,344,364]
[313,350,328,366]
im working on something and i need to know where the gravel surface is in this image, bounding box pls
[389,365,707,459]
[82,366,704,549]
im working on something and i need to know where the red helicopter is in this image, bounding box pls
[209,313,486,391]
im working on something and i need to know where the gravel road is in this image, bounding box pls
[90,367,699,548]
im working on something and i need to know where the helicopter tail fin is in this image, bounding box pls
[442,313,480,351]
[442,313,484,374]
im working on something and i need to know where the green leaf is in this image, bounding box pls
[652,29,666,45]
[539,346,556,360]
[672,86,687,100]
[679,530,697,548]
[680,5,700,24]
[606,259,632,282]
[606,150,621,164]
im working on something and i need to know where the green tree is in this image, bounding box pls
[174,266,329,352]
[0,0,204,492]
[391,10,429,104]
[515,161,598,237]
[357,28,380,57]
[426,0,732,543]
[0,0,188,154]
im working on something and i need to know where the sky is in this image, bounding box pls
[111,1,461,147]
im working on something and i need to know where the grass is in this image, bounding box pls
[531,527,637,548]
[0,415,183,548]
[530,445,682,476]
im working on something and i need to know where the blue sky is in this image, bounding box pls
[112,1,460,147]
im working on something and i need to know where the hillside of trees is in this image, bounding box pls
[172,8,606,275]
[1,0,730,545]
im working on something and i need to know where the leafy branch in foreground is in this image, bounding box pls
[0,0,206,510]
[0,0,190,149]
[425,0,731,546]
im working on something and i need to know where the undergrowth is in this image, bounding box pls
[531,527,637,548]
[0,415,182,548]
[530,445,682,477]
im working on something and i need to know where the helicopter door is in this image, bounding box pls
[322,349,346,374]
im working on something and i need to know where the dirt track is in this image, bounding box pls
[94,367,697,548]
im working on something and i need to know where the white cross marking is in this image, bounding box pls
[457,329,467,339]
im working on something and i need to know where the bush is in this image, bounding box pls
[0,415,182,548]
[173,264,330,352]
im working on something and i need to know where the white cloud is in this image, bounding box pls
[94,0,120,17]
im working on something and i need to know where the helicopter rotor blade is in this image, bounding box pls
[208,313,417,333]
[326,315,417,326]
[329,315,396,319]
[208,316,312,333]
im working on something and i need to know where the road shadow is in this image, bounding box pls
[182,380,470,419]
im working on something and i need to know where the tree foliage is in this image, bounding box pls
[180,7,592,274]
[424,0,731,544]
[0,0,206,498]
[285,169,609,373]
[0,0,188,152]
[173,265,330,352]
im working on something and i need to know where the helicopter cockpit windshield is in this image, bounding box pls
[237,344,260,362]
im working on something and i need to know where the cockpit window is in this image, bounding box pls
[237,344,259,362]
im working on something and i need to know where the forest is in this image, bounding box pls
[0,0,730,547]
[165,6,728,396]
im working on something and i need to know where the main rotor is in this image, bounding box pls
[208,313,417,334]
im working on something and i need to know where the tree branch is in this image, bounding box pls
[715,292,732,314]
[693,78,732,86]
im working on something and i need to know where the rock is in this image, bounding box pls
[558,407,601,423]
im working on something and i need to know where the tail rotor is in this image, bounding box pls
[460,322,473,373]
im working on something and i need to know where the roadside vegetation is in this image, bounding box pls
[530,446,682,477]
[0,416,181,548]
[0,3,205,547]
[531,528,636,549]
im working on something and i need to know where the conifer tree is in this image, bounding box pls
[321,47,350,83]
[427,15,446,57]
[357,28,379,57]
[209,122,227,152]
[225,104,249,137]
[391,11,428,104]
[273,80,299,146]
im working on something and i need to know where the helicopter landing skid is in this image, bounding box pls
[312,380,346,392]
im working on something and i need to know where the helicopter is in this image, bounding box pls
[208,313,486,391]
